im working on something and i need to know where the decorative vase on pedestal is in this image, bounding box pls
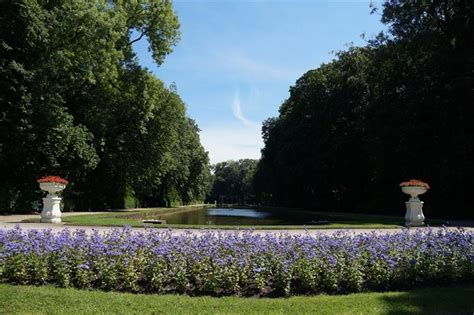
[37,176,68,223]
[400,179,430,227]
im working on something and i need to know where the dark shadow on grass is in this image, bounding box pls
[378,285,474,315]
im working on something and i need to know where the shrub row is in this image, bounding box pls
[0,226,472,296]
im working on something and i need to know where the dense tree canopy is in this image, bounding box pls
[0,0,211,213]
[207,159,258,205]
[254,0,474,218]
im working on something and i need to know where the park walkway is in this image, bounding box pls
[1,213,473,236]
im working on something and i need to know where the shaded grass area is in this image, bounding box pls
[0,283,472,314]
[22,206,446,229]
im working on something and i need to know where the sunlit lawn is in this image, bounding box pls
[1,284,472,314]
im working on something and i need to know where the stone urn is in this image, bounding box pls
[400,180,429,227]
[38,176,68,223]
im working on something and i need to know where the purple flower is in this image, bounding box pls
[0,227,472,296]
[77,264,90,270]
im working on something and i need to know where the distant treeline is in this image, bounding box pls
[0,1,212,213]
[254,0,474,219]
[206,159,258,205]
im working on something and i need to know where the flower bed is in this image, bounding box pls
[0,227,472,297]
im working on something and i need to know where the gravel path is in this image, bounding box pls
[1,213,473,235]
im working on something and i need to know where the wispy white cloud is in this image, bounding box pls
[231,92,259,128]
[198,92,263,164]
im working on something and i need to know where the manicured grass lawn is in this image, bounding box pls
[0,283,472,314]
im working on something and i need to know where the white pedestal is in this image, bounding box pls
[40,194,62,223]
[405,198,425,226]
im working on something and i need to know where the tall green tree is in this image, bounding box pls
[0,0,211,213]
[255,0,474,218]
[363,0,474,216]
[255,48,372,210]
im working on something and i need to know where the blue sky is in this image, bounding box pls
[134,0,385,164]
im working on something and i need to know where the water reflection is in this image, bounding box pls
[207,208,271,218]
[161,208,333,226]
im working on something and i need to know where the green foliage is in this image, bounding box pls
[208,159,258,205]
[255,0,474,218]
[0,0,210,213]
[123,186,139,209]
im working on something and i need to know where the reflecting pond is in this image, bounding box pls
[159,207,344,226]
